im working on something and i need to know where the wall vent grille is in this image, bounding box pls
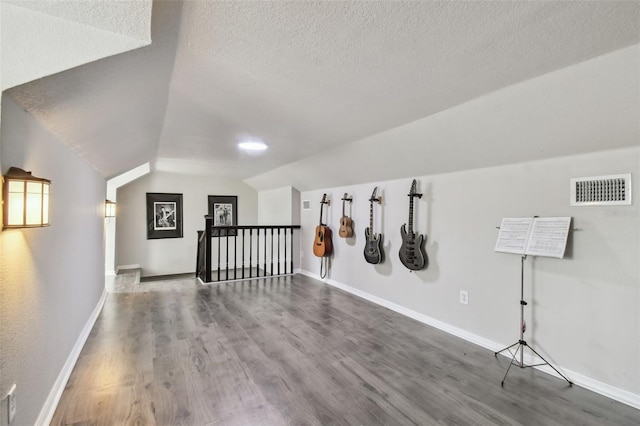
[302,200,311,210]
[570,174,631,206]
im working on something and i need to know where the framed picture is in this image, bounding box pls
[146,193,183,239]
[208,195,238,237]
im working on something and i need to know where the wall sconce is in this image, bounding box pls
[3,167,51,229]
[105,200,116,218]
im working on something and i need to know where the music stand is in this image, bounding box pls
[494,217,573,387]
[494,254,572,387]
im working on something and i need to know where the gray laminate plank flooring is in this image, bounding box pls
[52,273,639,425]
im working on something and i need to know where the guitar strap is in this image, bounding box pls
[320,257,329,279]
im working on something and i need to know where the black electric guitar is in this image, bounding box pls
[364,187,384,264]
[338,193,353,238]
[313,194,333,257]
[399,179,427,270]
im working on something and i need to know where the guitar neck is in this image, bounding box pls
[369,201,374,232]
[408,197,414,234]
[319,200,324,226]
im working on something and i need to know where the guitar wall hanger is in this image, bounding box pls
[341,195,353,203]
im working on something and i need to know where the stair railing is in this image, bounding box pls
[196,215,301,283]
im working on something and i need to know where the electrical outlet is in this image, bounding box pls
[7,384,16,424]
[459,290,469,305]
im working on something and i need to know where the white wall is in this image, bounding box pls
[258,186,295,224]
[301,147,639,402]
[257,186,302,272]
[116,172,258,277]
[0,95,106,426]
[105,163,151,275]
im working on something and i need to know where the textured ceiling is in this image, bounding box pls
[4,0,152,40]
[1,0,152,90]
[4,0,640,185]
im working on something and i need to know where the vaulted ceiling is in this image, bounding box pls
[4,1,640,189]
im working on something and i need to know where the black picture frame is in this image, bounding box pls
[146,193,183,239]
[208,195,238,237]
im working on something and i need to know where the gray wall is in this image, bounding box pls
[0,95,106,426]
[297,46,640,401]
[246,45,639,192]
[301,147,639,397]
[116,171,258,277]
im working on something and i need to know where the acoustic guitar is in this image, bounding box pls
[364,187,384,264]
[313,194,333,257]
[338,193,353,238]
[399,179,427,270]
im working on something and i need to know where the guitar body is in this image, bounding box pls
[338,216,353,238]
[313,225,333,257]
[363,228,383,264]
[399,224,427,270]
[314,194,333,258]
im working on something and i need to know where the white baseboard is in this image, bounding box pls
[116,264,140,273]
[35,288,107,425]
[298,270,640,410]
[558,370,640,410]
[492,347,640,409]
[105,269,116,276]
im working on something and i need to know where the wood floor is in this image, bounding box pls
[53,273,639,425]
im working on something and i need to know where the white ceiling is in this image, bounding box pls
[4,0,640,187]
[1,0,152,90]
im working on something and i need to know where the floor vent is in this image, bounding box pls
[571,174,631,206]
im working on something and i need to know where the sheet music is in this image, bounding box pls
[525,217,571,258]
[495,216,571,258]
[494,217,534,254]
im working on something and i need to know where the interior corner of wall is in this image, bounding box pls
[0,148,3,233]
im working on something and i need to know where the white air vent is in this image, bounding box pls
[571,174,631,206]
[302,200,311,210]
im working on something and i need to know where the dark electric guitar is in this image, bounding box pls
[399,179,427,270]
[364,187,384,264]
[313,194,333,257]
[338,193,353,238]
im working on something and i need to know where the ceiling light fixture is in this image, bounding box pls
[238,141,268,151]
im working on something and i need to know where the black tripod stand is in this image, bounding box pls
[494,255,573,387]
